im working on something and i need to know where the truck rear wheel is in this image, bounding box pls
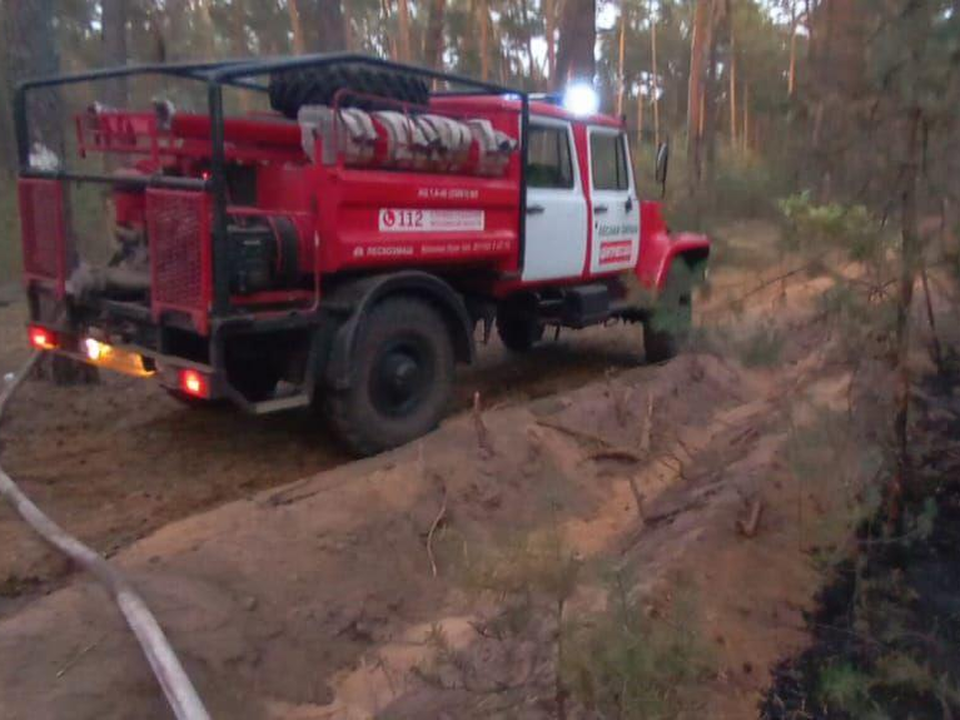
[644,263,693,363]
[496,301,544,353]
[325,297,454,456]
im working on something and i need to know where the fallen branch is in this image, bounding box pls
[535,418,616,449]
[587,448,644,463]
[426,486,448,578]
[704,252,830,317]
[736,498,765,538]
[473,391,494,456]
[56,636,103,679]
[639,395,654,455]
[920,265,944,373]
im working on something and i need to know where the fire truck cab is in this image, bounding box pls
[16,55,709,456]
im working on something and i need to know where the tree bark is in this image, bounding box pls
[544,0,557,83]
[616,4,627,117]
[889,107,923,530]
[788,2,798,97]
[102,0,128,108]
[3,0,98,386]
[651,1,660,147]
[554,0,596,89]
[519,0,539,85]
[637,87,644,148]
[742,81,750,153]
[230,0,251,111]
[423,0,446,70]
[195,0,217,59]
[703,0,726,186]
[687,0,710,190]
[729,17,737,144]
[3,0,62,156]
[479,0,490,80]
[303,0,346,52]
[288,0,306,54]
[397,0,412,62]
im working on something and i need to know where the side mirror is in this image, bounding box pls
[655,141,670,197]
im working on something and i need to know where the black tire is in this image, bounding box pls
[496,303,545,353]
[644,263,693,363]
[269,65,430,118]
[325,297,455,456]
[224,343,281,402]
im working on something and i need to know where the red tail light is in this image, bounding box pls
[28,325,58,350]
[179,369,210,399]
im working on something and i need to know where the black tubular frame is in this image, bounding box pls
[14,53,531,322]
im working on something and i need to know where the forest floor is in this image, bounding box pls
[0,220,934,718]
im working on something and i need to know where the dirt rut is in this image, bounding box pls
[0,335,860,719]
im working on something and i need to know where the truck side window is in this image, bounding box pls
[527,125,573,189]
[590,132,629,191]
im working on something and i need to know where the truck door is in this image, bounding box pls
[587,127,640,275]
[521,118,588,282]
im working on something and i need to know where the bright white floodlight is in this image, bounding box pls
[562,83,599,116]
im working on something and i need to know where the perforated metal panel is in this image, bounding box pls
[18,179,67,297]
[146,189,212,334]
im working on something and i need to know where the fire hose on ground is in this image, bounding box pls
[0,352,211,720]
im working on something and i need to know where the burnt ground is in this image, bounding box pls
[762,366,960,720]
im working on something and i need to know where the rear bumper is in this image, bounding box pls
[27,321,227,400]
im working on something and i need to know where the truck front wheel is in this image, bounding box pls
[325,297,454,456]
[644,263,693,363]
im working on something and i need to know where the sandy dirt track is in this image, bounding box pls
[0,221,862,718]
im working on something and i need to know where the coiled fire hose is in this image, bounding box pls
[0,353,211,720]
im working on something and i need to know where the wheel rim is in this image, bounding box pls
[369,336,434,418]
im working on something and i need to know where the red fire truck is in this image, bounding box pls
[16,55,709,455]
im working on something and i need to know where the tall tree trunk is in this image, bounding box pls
[305,0,346,51]
[3,0,62,168]
[788,2,798,96]
[423,0,446,70]
[520,0,540,86]
[742,82,750,153]
[636,88,644,148]
[288,0,306,54]
[102,0,128,108]
[343,0,354,51]
[651,1,660,147]
[479,0,490,80]
[3,0,98,385]
[703,4,721,187]
[702,0,725,186]
[890,107,923,530]
[729,18,737,144]
[195,0,217,59]
[616,4,627,116]
[544,0,557,83]
[554,0,596,89]
[687,0,710,189]
[230,0,251,111]
[397,0,412,62]
[162,0,189,61]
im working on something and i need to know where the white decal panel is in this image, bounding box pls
[378,208,485,233]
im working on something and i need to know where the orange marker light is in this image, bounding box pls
[28,326,58,351]
[179,369,209,399]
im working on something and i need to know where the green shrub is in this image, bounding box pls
[563,579,713,719]
[777,191,880,255]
